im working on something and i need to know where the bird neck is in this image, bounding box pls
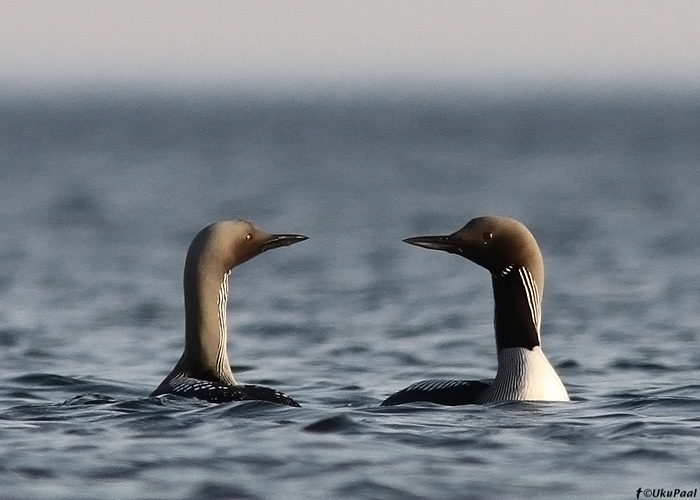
[182,264,236,385]
[491,266,542,351]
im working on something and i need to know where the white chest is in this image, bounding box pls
[478,347,569,403]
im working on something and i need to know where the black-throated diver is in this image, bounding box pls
[381,216,569,406]
[150,220,307,406]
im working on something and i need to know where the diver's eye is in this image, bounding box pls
[482,232,493,243]
[245,233,253,241]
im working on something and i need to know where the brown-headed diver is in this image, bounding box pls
[151,220,307,406]
[382,216,569,406]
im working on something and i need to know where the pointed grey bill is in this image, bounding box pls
[403,235,462,254]
[261,234,308,252]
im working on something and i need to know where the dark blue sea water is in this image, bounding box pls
[1,89,700,499]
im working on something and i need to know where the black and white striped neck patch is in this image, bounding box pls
[494,265,542,337]
[497,265,515,278]
[517,267,541,336]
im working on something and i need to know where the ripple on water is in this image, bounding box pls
[302,413,366,433]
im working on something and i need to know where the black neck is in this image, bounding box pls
[491,269,540,351]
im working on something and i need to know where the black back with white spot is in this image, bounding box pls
[157,377,301,406]
[380,379,491,406]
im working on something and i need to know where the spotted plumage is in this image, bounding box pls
[161,377,300,406]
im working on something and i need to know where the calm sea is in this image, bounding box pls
[1,89,700,499]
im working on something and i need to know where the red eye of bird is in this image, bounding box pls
[245,233,253,241]
[482,231,493,242]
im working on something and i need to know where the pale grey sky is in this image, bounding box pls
[2,1,700,94]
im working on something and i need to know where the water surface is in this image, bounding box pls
[1,91,700,499]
